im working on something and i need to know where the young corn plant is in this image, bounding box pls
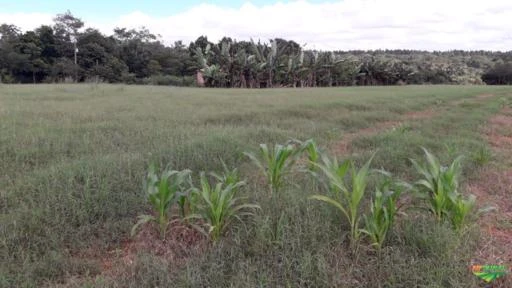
[444,142,458,158]
[210,160,241,187]
[131,164,193,239]
[188,173,260,241]
[411,148,475,230]
[312,153,351,199]
[360,176,406,250]
[310,154,374,244]
[471,146,492,166]
[304,139,320,168]
[244,143,300,195]
[291,138,321,172]
[449,193,476,230]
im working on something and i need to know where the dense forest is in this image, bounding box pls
[1,11,512,86]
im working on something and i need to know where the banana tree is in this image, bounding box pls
[316,52,344,87]
[202,64,226,87]
[194,43,226,87]
[217,40,236,87]
[194,43,211,70]
[231,43,259,88]
[332,55,361,86]
[284,49,309,87]
[303,51,321,87]
[250,39,288,88]
[250,39,268,87]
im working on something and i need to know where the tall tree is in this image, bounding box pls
[53,10,84,81]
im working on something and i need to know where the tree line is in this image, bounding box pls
[1,11,511,86]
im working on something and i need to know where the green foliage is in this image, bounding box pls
[210,160,241,187]
[289,138,321,171]
[360,175,407,249]
[471,146,492,166]
[498,97,509,108]
[391,123,411,134]
[131,164,192,238]
[3,85,506,287]
[244,143,300,195]
[143,75,196,87]
[188,173,260,241]
[411,148,475,230]
[449,193,476,230]
[305,140,320,168]
[444,142,459,158]
[482,63,512,85]
[2,11,510,86]
[310,154,374,243]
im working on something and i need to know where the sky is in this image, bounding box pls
[1,0,512,51]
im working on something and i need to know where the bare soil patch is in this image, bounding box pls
[476,93,496,100]
[468,107,512,286]
[452,93,496,106]
[485,107,512,163]
[468,169,512,262]
[129,220,207,262]
[62,220,207,286]
[332,106,440,155]
[332,93,498,156]
[489,114,512,127]
[403,109,436,120]
[332,120,401,155]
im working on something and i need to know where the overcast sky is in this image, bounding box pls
[1,0,511,51]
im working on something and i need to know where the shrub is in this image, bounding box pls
[120,73,137,84]
[145,75,196,86]
[0,74,15,83]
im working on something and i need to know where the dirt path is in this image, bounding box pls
[331,109,436,155]
[468,106,512,287]
[331,93,494,155]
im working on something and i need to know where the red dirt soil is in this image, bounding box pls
[476,93,496,100]
[332,105,440,155]
[332,120,402,155]
[469,107,512,286]
[67,219,208,284]
[403,109,437,120]
[485,108,512,164]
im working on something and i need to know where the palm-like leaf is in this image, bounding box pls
[189,173,259,241]
[411,148,474,230]
[244,143,300,195]
[132,164,192,239]
[361,175,406,249]
[288,138,320,171]
[310,154,374,243]
[210,160,241,188]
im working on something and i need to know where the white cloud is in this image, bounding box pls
[0,12,54,31]
[1,0,512,51]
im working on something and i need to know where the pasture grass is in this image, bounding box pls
[1,84,511,287]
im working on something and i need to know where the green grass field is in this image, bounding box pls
[1,84,511,287]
